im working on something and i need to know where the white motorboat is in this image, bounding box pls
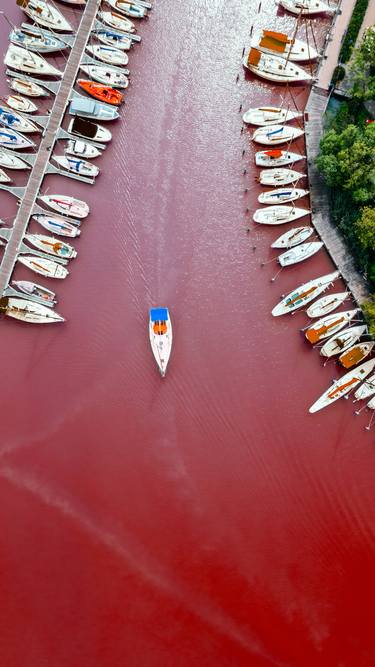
[255,149,305,167]
[94,28,132,50]
[0,149,31,170]
[9,76,49,98]
[18,255,69,279]
[243,106,302,126]
[320,325,367,358]
[279,0,336,16]
[354,372,375,401]
[39,194,89,219]
[69,97,119,121]
[339,342,375,370]
[271,226,313,249]
[4,44,63,77]
[243,48,312,83]
[252,124,304,145]
[9,26,69,53]
[65,139,102,159]
[0,169,12,183]
[0,128,35,150]
[253,205,310,225]
[149,307,172,377]
[67,117,112,143]
[251,29,318,62]
[0,104,40,134]
[309,359,375,414]
[6,94,38,114]
[272,270,340,316]
[306,292,349,318]
[53,154,99,177]
[0,296,64,323]
[32,213,81,237]
[12,279,56,305]
[99,10,136,33]
[278,241,322,267]
[305,309,359,344]
[107,0,147,18]
[19,0,73,32]
[79,64,129,88]
[24,233,77,259]
[259,168,305,186]
[86,44,129,66]
[258,187,308,204]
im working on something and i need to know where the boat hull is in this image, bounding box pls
[309,360,375,414]
[149,308,172,376]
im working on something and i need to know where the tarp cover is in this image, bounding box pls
[150,308,168,322]
[259,31,289,53]
[247,48,261,66]
[71,116,97,139]
[265,150,283,157]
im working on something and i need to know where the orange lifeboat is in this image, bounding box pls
[77,79,123,106]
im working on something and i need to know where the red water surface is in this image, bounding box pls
[0,1,374,665]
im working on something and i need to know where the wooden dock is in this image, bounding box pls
[0,0,100,294]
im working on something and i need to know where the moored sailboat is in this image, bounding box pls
[243,106,302,126]
[99,10,136,33]
[309,359,375,414]
[253,205,310,225]
[0,296,64,323]
[6,94,38,114]
[243,48,312,83]
[77,79,124,105]
[272,271,340,316]
[24,233,77,259]
[251,29,318,62]
[278,241,322,267]
[53,154,99,177]
[271,226,313,249]
[255,149,305,167]
[79,64,129,88]
[279,0,336,16]
[320,325,367,358]
[306,292,349,318]
[38,194,89,218]
[86,44,129,66]
[259,168,305,186]
[4,44,63,77]
[252,124,305,145]
[32,213,81,237]
[12,279,56,304]
[17,0,73,32]
[17,255,69,279]
[305,309,359,344]
[258,187,308,204]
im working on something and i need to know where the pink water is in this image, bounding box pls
[0,1,375,665]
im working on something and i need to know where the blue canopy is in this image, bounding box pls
[150,307,168,322]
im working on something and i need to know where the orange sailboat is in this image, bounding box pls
[77,79,124,106]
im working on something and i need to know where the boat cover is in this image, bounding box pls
[260,30,289,53]
[150,307,168,322]
[247,48,261,66]
[265,150,283,157]
[71,116,97,139]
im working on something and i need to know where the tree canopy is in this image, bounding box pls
[349,27,375,101]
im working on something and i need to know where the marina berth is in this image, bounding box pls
[38,194,89,218]
[252,124,304,146]
[279,0,336,16]
[309,360,375,414]
[65,139,102,159]
[12,279,56,304]
[69,97,120,121]
[251,29,318,62]
[99,10,136,32]
[52,154,100,177]
[17,255,69,279]
[6,94,38,114]
[4,44,63,77]
[319,325,367,358]
[278,241,323,266]
[354,373,375,401]
[93,28,133,50]
[305,309,360,344]
[67,116,112,143]
[9,76,49,97]
[32,213,81,237]
[258,187,309,204]
[77,80,124,105]
[0,148,31,170]
[306,292,349,318]
[339,343,375,370]
[259,168,306,186]
[17,0,73,32]
[0,104,40,134]
[0,127,35,150]
[243,48,313,83]
[0,296,64,323]
[243,106,302,126]
[271,271,340,316]
[24,233,77,259]
[149,307,172,377]
[271,226,313,249]
[86,44,129,67]
[79,64,129,88]
[255,149,305,167]
[253,205,310,225]
[9,26,69,53]
[107,0,148,19]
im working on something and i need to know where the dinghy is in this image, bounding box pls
[24,233,77,259]
[9,26,69,53]
[258,187,308,204]
[94,28,132,50]
[309,359,375,414]
[278,241,322,267]
[0,128,35,150]
[0,296,64,323]
[149,307,172,377]
[79,64,129,88]
[339,342,375,370]
[354,372,375,401]
[9,76,49,97]
[253,205,310,225]
[32,213,81,237]
[279,0,336,16]
[259,168,305,186]
[252,124,304,145]
[99,10,136,32]
[39,194,89,218]
[53,154,99,177]
[0,104,40,133]
[272,270,340,316]
[12,279,56,304]
[255,149,305,167]
[243,106,302,126]
[306,292,349,318]
[107,0,147,18]
[0,149,31,170]
[77,79,124,105]
[271,226,313,249]
[65,139,102,159]
[320,325,367,358]
[251,29,318,62]
[86,44,129,66]
[18,255,69,279]
[6,94,38,114]
[305,309,359,344]
[243,48,312,83]
[0,169,12,183]
[69,97,119,121]
[18,0,73,32]
[67,117,112,143]
[5,44,63,77]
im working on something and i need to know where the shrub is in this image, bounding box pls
[340,0,369,63]
[331,65,346,86]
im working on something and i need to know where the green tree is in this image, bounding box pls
[355,207,375,250]
[362,296,375,336]
[349,27,375,101]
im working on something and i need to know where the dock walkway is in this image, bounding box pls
[0,0,100,295]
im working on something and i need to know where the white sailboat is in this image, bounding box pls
[271,226,313,249]
[305,309,359,344]
[243,106,302,126]
[65,139,102,159]
[271,271,340,316]
[320,325,367,358]
[39,194,89,219]
[309,359,375,414]
[251,29,318,62]
[149,307,172,377]
[80,64,129,88]
[98,11,136,34]
[0,296,64,323]
[0,127,35,150]
[9,26,69,53]
[258,187,308,204]
[53,154,99,177]
[32,213,81,237]
[18,0,73,32]
[0,104,40,134]
[255,149,305,167]
[6,94,38,114]
[9,76,49,97]
[0,149,31,170]
[86,44,129,67]
[107,0,148,18]
[94,29,132,50]
[18,255,69,279]
[252,124,304,145]
[4,44,63,77]
[259,168,305,186]
[354,372,375,401]
[24,233,77,259]
[12,279,56,304]
[306,292,349,318]
[253,205,310,225]
[279,0,336,16]
[278,241,322,266]
[243,48,312,83]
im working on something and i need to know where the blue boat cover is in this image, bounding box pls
[268,127,283,135]
[150,307,168,322]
